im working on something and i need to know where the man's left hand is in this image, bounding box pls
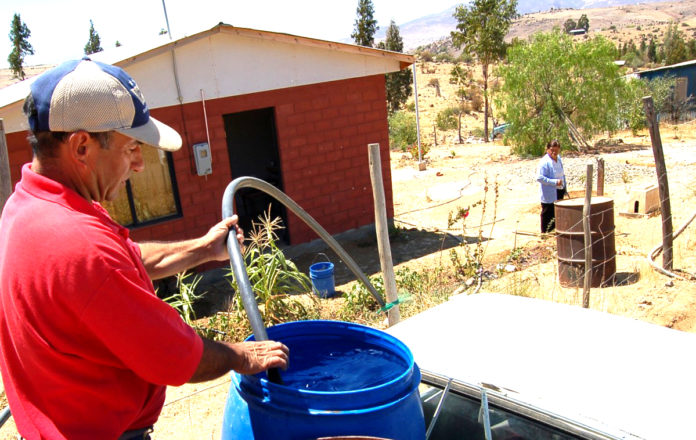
[203,215,244,261]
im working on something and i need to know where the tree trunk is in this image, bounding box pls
[458,113,463,143]
[482,63,489,141]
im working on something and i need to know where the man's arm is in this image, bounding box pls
[139,216,244,280]
[189,337,289,383]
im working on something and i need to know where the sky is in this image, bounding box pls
[1,0,459,69]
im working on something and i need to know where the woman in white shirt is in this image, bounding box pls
[536,139,567,233]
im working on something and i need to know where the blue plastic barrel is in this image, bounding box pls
[221,320,425,440]
[309,261,336,298]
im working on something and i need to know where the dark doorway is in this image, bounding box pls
[223,108,288,244]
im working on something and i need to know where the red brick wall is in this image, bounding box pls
[4,75,394,246]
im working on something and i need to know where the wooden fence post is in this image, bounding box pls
[0,120,12,217]
[368,143,400,326]
[596,158,604,197]
[582,163,593,309]
[642,96,673,271]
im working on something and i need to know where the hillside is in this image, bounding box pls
[410,0,696,58]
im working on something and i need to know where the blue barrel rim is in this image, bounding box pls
[234,320,420,411]
[310,261,334,276]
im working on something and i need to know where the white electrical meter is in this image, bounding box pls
[193,142,212,176]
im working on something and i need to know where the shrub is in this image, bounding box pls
[226,211,317,328]
[407,141,430,161]
[435,52,454,63]
[388,110,417,151]
[470,89,484,112]
[436,107,458,131]
[419,50,433,62]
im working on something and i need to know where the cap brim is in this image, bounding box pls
[115,116,182,152]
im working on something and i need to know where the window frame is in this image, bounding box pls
[122,150,182,229]
[420,370,617,440]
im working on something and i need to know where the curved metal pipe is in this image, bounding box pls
[221,177,387,383]
[0,407,11,428]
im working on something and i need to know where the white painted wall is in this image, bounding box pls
[128,30,406,109]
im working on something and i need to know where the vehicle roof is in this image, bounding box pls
[386,293,696,439]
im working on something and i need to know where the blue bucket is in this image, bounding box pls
[309,261,335,298]
[221,320,425,440]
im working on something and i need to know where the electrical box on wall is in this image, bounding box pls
[193,142,212,176]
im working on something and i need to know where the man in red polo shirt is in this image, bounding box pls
[0,59,288,440]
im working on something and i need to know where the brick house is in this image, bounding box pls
[0,24,414,250]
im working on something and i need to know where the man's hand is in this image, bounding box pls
[202,215,245,262]
[229,340,290,375]
[189,338,289,383]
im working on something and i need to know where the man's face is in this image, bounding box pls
[548,146,560,161]
[89,132,145,202]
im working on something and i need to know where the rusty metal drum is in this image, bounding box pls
[555,197,616,287]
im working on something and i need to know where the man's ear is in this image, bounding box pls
[65,131,93,165]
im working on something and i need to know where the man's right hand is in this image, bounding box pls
[189,338,289,383]
[228,340,289,375]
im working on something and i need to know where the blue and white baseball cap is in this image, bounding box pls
[27,58,182,152]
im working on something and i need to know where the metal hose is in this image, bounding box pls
[221,177,387,380]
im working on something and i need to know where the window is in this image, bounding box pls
[675,77,687,102]
[420,372,608,439]
[102,148,181,227]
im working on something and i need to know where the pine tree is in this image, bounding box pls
[647,37,657,63]
[7,13,34,80]
[663,23,688,65]
[377,21,412,115]
[84,19,103,55]
[563,19,577,34]
[351,0,378,47]
[452,0,518,140]
[577,14,590,32]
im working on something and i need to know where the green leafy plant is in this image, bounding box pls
[407,141,430,161]
[388,110,417,151]
[341,275,383,322]
[227,209,316,327]
[164,271,205,326]
[448,177,500,285]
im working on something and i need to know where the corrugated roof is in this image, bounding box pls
[635,58,696,76]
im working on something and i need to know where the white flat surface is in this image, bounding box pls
[387,293,696,439]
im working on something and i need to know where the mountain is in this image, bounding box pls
[374,0,674,51]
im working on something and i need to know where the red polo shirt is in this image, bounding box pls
[0,164,203,439]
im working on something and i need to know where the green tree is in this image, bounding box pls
[663,23,688,65]
[351,0,378,47]
[450,64,474,143]
[688,39,696,59]
[496,30,624,155]
[452,0,518,141]
[436,107,459,131]
[84,19,103,55]
[377,21,412,114]
[647,37,657,63]
[7,13,34,80]
[563,18,577,34]
[577,14,590,32]
[388,110,417,151]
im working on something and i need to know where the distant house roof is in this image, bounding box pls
[635,59,696,76]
